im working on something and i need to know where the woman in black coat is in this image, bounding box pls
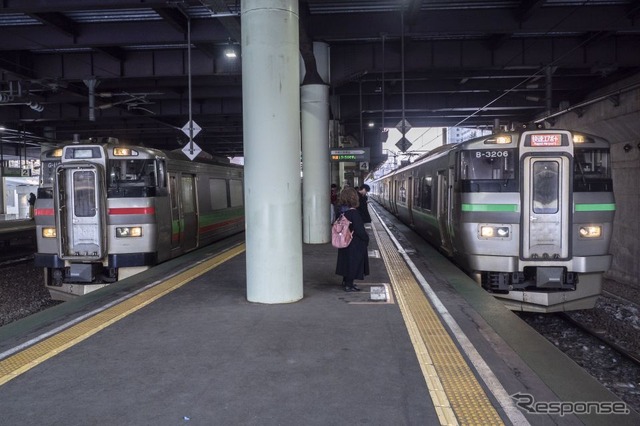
[335,187,369,291]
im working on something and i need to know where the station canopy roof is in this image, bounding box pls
[1,0,639,159]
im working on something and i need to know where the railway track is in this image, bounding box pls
[520,308,640,414]
[560,312,640,367]
[0,254,34,268]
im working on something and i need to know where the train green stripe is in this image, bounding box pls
[574,203,616,212]
[461,203,518,212]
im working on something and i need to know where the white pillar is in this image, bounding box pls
[301,84,330,243]
[242,0,303,303]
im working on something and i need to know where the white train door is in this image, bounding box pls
[522,156,570,259]
[55,164,106,260]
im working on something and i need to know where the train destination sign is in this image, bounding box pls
[330,148,370,162]
[530,133,562,147]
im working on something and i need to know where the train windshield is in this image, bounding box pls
[459,149,518,192]
[37,160,61,199]
[574,148,612,192]
[107,159,165,197]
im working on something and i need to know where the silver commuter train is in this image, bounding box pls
[34,141,244,300]
[369,128,615,312]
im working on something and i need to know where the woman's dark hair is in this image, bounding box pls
[338,187,359,208]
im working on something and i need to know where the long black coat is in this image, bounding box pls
[357,193,372,223]
[335,208,370,280]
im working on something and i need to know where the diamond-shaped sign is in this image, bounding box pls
[395,119,412,134]
[395,136,412,152]
[182,141,202,161]
[181,120,202,139]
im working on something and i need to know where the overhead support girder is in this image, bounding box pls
[27,12,78,38]
[330,36,640,86]
[307,6,640,40]
[26,48,241,81]
[0,20,232,51]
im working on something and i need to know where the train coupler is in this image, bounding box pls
[484,272,522,292]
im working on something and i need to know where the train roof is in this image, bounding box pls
[370,128,610,182]
[49,140,241,168]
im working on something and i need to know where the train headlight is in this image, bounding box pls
[113,147,139,156]
[480,226,495,238]
[116,227,143,238]
[42,227,57,238]
[479,224,511,239]
[485,135,512,144]
[579,225,602,238]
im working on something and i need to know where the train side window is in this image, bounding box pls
[413,178,421,207]
[422,176,433,210]
[156,160,166,188]
[209,178,228,210]
[229,179,243,207]
[170,176,178,209]
[181,177,195,214]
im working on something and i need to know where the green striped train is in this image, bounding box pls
[368,127,614,312]
[34,140,244,301]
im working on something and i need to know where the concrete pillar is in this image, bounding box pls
[242,0,303,303]
[301,84,330,243]
[313,42,330,84]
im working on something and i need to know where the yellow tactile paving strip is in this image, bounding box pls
[371,215,504,426]
[0,244,245,387]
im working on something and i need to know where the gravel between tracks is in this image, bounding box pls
[0,262,60,327]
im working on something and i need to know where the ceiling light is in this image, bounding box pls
[224,38,238,59]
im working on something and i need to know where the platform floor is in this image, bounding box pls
[0,206,638,425]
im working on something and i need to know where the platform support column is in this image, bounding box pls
[301,84,330,243]
[242,0,303,303]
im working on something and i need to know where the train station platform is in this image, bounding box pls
[0,205,638,425]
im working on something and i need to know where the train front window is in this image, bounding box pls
[532,161,559,214]
[41,160,59,187]
[73,171,96,217]
[574,148,612,192]
[107,159,161,197]
[459,149,518,192]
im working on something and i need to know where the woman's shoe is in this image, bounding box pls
[351,284,361,291]
[344,286,355,292]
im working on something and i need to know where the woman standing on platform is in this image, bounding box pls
[335,187,369,292]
